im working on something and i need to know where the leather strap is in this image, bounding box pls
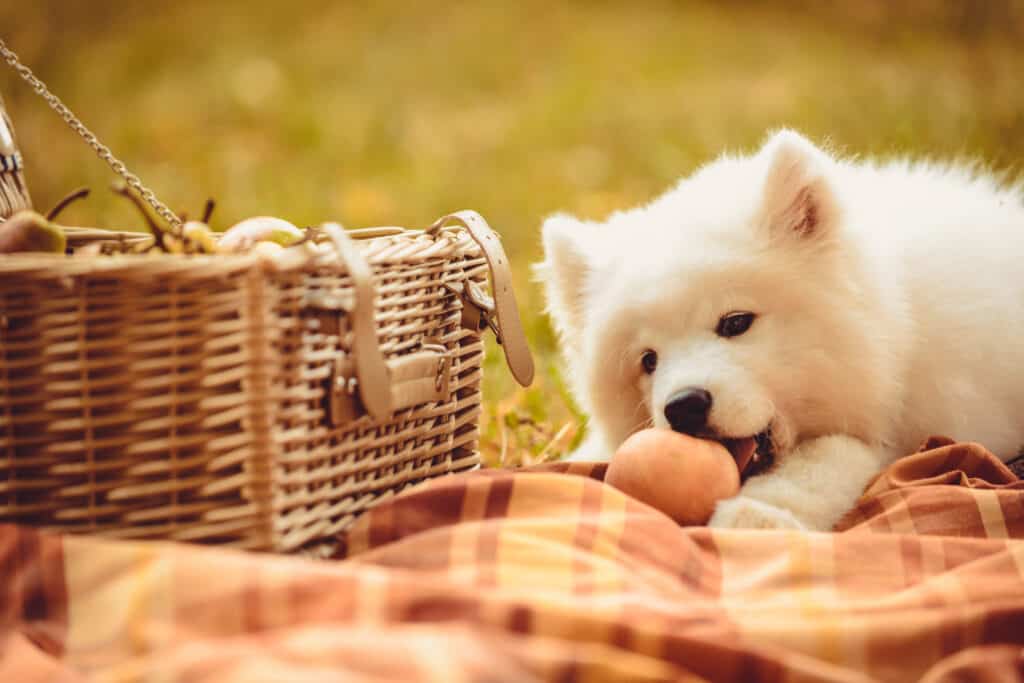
[321,223,392,420]
[329,346,449,425]
[428,211,535,387]
[388,346,450,408]
[320,212,534,425]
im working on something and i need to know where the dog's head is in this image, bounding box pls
[537,130,894,462]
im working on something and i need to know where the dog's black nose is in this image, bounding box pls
[664,388,712,435]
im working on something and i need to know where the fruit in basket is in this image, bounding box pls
[110,181,307,256]
[0,187,90,254]
[111,184,217,255]
[182,220,218,253]
[180,197,219,253]
[218,216,303,252]
[605,428,742,526]
[111,182,176,252]
[0,211,66,253]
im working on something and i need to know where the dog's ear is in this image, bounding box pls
[536,213,594,339]
[758,130,840,242]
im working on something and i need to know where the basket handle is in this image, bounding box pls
[318,224,457,425]
[427,210,535,387]
[321,223,393,420]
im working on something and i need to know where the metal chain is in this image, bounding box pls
[0,38,181,227]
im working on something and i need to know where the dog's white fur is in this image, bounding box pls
[537,129,1024,531]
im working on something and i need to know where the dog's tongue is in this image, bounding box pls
[729,437,758,475]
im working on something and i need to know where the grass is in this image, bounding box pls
[3,1,1023,465]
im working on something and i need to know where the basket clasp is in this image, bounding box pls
[326,340,452,428]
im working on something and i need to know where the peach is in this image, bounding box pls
[605,428,744,525]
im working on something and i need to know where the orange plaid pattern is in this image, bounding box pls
[2,438,1023,682]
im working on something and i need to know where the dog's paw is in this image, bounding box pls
[707,496,807,531]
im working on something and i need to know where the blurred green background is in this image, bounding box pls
[3,1,1023,464]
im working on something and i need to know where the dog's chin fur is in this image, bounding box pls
[537,129,1024,529]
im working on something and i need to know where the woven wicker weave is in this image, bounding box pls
[0,218,531,551]
[0,92,32,218]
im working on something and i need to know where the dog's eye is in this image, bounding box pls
[716,312,756,338]
[641,349,658,374]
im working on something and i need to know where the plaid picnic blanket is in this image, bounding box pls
[3,437,1024,682]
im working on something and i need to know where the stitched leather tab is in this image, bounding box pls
[329,348,449,425]
[429,211,535,387]
[387,348,450,411]
[322,223,392,420]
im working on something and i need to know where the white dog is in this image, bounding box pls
[537,129,1024,531]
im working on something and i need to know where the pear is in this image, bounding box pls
[182,221,218,254]
[0,210,66,253]
[110,182,175,252]
[217,216,303,253]
[0,187,89,254]
[178,198,219,254]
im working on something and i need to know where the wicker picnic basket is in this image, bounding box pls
[0,216,533,552]
[0,48,534,552]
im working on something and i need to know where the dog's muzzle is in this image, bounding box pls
[664,387,712,435]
